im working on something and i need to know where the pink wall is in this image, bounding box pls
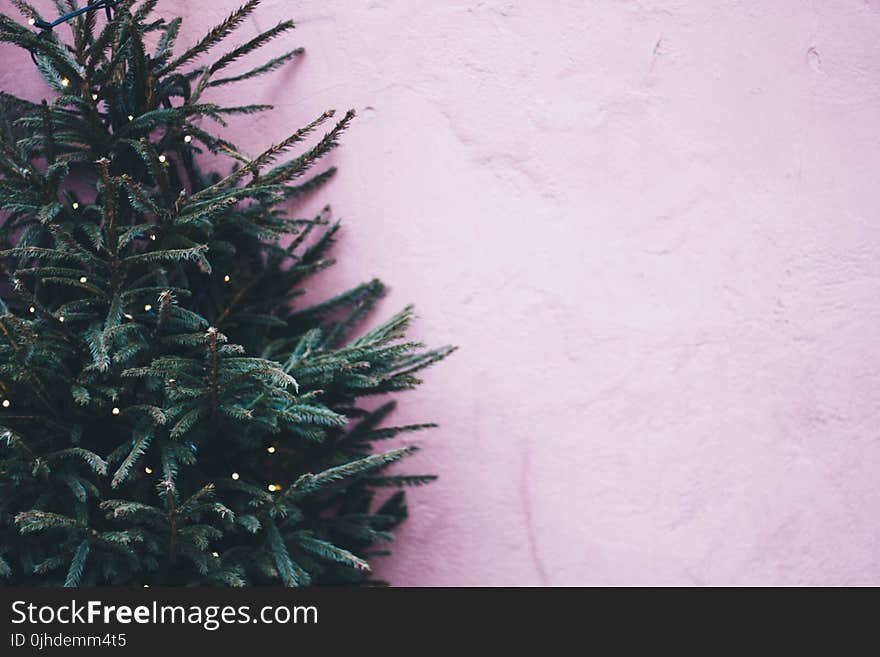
[4,0,880,585]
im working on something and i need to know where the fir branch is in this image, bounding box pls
[63,540,89,587]
[209,48,302,88]
[46,448,108,476]
[15,510,80,534]
[265,519,309,587]
[297,534,370,572]
[187,110,336,203]
[158,0,261,75]
[290,447,418,496]
[191,19,295,102]
[111,430,151,488]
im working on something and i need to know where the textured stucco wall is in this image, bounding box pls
[4,0,880,585]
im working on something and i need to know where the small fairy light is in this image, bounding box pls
[143,585,149,588]
[149,233,157,241]
[158,154,167,163]
[58,315,65,323]
[267,446,276,454]
[60,78,70,88]
[223,274,231,283]
[111,407,120,416]
[231,472,240,481]
[127,115,134,121]
[211,551,220,558]
[28,18,36,26]
[183,134,193,143]
[2,399,10,409]
[144,466,153,475]
[143,304,152,312]
[28,306,35,314]
[92,93,98,101]
[71,202,79,210]
[79,276,87,284]
[268,484,279,492]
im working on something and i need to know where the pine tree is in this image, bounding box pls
[0,0,452,586]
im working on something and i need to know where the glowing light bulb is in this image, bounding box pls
[2,400,10,408]
[127,115,134,121]
[28,18,36,26]
[158,154,167,163]
[60,78,70,87]
[211,551,219,558]
[144,467,153,474]
[231,472,240,480]
[144,304,152,312]
[71,202,79,210]
[149,234,157,241]
[184,135,192,143]
[267,446,276,454]
[143,585,149,588]
[112,407,120,416]
[79,276,87,283]
[58,316,65,323]
[28,306,35,313]
[223,275,231,283]
[268,484,279,492]
[92,93,98,101]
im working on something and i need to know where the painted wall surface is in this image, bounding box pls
[3,0,880,585]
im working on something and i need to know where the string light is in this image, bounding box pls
[223,275,231,283]
[267,446,276,454]
[143,585,149,588]
[144,304,152,312]
[25,1,121,35]
[144,466,153,474]
[183,135,192,143]
[211,551,219,558]
[60,77,70,88]
[79,276,87,283]
[92,93,98,101]
[112,407,120,416]
[158,154,167,163]
[28,306,35,313]
[71,202,79,210]
[149,234,157,241]
[2,400,10,408]
[268,484,279,492]
[127,115,133,121]
[58,316,65,323]
[231,472,240,480]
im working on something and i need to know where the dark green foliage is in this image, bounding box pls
[0,1,452,586]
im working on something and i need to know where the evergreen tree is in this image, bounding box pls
[0,0,452,586]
